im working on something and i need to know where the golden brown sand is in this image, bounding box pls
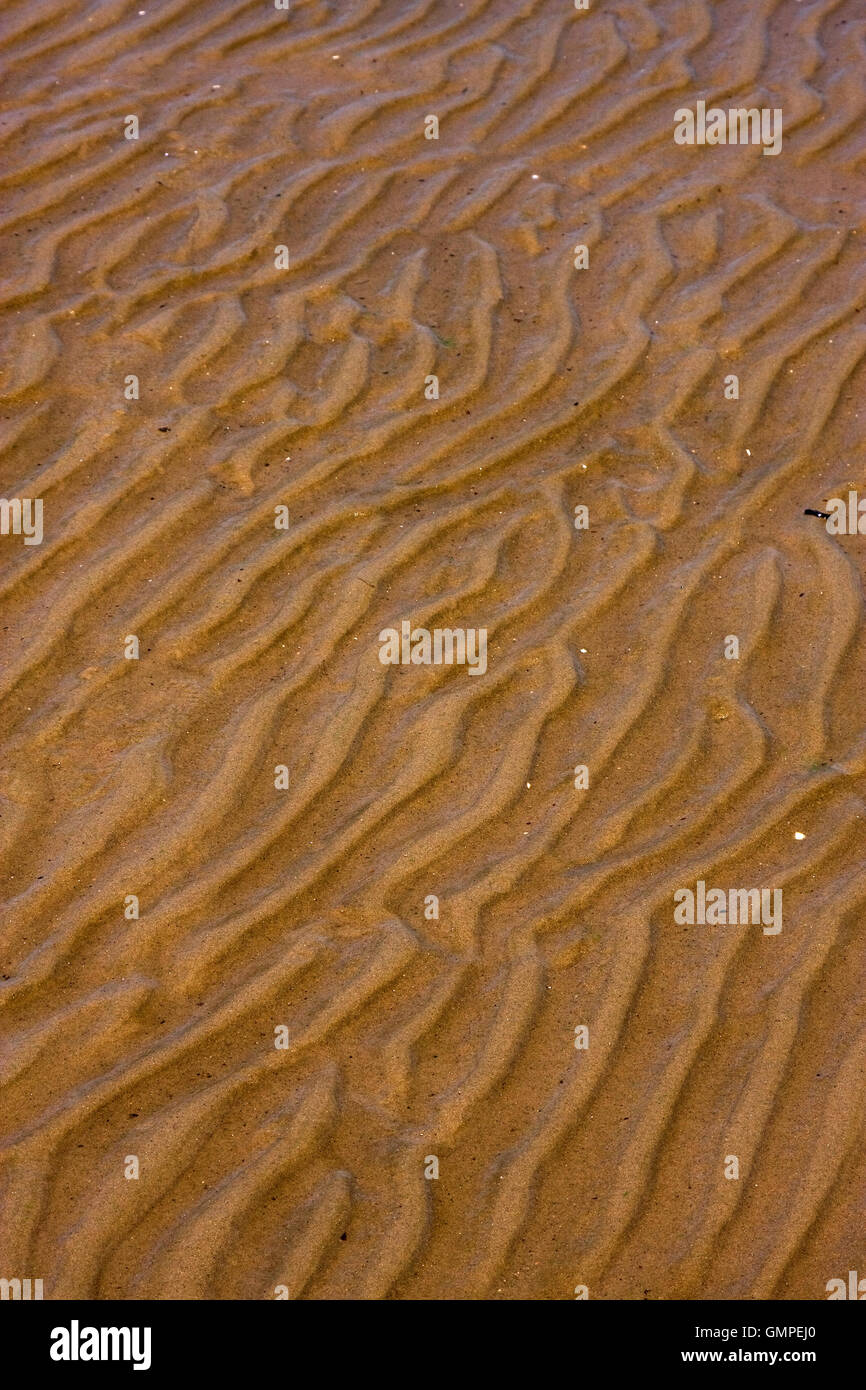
[0,0,865,1300]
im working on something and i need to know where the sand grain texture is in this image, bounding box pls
[0,0,865,1300]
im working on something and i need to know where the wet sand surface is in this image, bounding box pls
[1,0,865,1300]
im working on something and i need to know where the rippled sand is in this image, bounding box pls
[1,0,865,1300]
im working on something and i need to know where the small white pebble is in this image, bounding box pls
[794,831,805,840]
